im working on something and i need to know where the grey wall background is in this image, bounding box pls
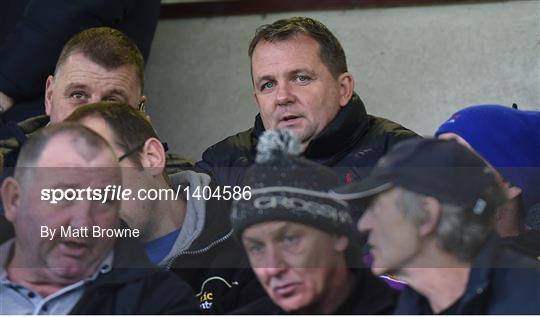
[145,0,540,161]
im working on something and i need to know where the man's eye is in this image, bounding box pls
[102,196,118,205]
[247,244,263,255]
[70,91,87,100]
[295,75,310,83]
[261,82,275,91]
[283,234,299,245]
[104,96,119,102]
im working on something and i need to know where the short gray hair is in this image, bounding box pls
[396,188,499,261]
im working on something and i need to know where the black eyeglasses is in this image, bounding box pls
[118,141,146,162]
[117,141,170,162]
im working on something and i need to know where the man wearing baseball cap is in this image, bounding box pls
[331,138,540,314]
[231,129,396,314]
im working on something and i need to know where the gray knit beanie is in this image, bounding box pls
[231,129,355,239]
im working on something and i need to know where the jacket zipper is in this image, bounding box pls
[165,229,234,270]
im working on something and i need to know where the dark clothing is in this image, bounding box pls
[0,215,13,245]
[502,229,540,260]
[197,94,418,188]
[0,0,161,122]
[70,236,199,314]
[166,178,264,313]
[0,114,47,169]
[395,237,540,314]
[233,269,397,314]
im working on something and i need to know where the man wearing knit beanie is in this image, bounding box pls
[436,104,540,257]
[231,129,396,314]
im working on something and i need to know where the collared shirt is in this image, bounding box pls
[0,239,114,315]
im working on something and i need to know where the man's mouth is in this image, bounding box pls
[59,240,90,257]
[272,282,302,297]
[278,115,302,127]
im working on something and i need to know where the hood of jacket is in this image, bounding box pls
[161,170,233,267]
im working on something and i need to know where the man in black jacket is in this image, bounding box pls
[0,123,198,314]
[66,102,263,313]
[197,16,417,190]
[231,129,396,314]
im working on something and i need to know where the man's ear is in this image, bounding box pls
[44,75,55,116]
[337,72,355,107]
[139,137,166,176]
[418,197,441,237]
[333,235,349,252]
[505,183,522,200]
[2,177,21,223]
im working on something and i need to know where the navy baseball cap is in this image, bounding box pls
[331,138,506,215]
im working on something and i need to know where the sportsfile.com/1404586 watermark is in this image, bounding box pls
[41,185,252,204]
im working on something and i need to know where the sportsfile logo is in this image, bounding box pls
[40,185,252,204]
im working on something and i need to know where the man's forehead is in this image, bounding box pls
[251,36,325,81]
[243,221,309,239]
[57,53,141,90]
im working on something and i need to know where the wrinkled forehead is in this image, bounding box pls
[57,53,142,92]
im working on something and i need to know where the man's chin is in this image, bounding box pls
[276,127,315,144]
[371,260,391,276]
[275,295,310,313]
[49,258,93,281]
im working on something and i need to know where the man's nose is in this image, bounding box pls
[70,200,95,229]
[260,246,287,276]
[358,209,373,233]
[275,82,295,106]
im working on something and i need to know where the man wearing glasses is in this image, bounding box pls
[65,102,264,314]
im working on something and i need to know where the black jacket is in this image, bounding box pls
[166,187,265,314]
[395,237,540,314]
[70,236,199,314]
[197,94,418,188]
[0,0,160,102]
[232,269,397,314]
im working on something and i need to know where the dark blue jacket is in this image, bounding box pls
[395,237,540,314]
[197,94,418,189]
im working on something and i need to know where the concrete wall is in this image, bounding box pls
[145,1,540,161]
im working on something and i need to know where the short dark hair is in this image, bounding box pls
[248,17,348,78]
[66,102,159,167]
[15,122,112,184]
[55,27,145,92]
